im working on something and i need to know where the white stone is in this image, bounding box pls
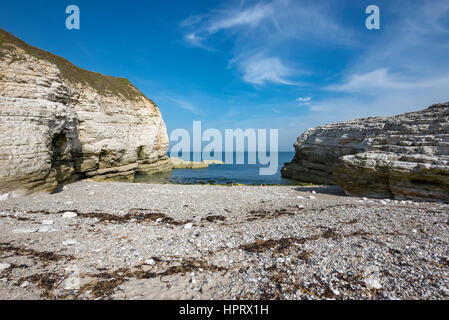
[0,263,11,272]
[184,223,193,229]
[20,281,30,288]
[365,265,380,275]
[38,226,58,233]
[308,196,316,200]
[12,227,38,234]
[144,258,155,265]
[0,193,11,201]
[63,239,77,246]
[63,211,77,218]
[365,276,382,289]
[42,220,54,225]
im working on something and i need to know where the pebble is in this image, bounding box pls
[63,212,77,218]
[12,227,39,234]
[365,265,380,275]
[308,196,316,200]
[0,263,11,272]
[20,281,30,288]
[38,226,58,233]
[184,223,193,229]
[144,259,155,265]
[42,220,54,225]
[0,193,11,201]
[63,239,78,246]
[365,276,382,289]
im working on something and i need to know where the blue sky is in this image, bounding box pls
[1,0,449,151]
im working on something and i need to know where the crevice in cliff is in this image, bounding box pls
[48,121,84,193]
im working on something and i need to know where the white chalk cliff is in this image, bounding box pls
[282,103,449,201]
[0,28,171,193]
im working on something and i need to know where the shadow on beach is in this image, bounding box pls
[293,185,346,196]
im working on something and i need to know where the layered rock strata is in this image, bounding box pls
[0,28,170,193]
[282,103,449,201]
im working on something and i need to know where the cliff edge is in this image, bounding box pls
[282,103,449,201]
[0,28,171,193]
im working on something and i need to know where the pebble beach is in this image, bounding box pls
[0,181,447,300]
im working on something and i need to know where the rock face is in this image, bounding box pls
[282,103,449,201]
[0,28,171,193]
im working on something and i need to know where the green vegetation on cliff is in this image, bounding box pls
[0,28,146,101]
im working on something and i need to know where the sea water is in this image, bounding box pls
[134,152,298,185]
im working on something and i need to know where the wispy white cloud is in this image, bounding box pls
[314,0,449,122]
[185,33,203,46]
[326,69,449,94]
[176,0,449,149]
[296,96,311,105]
[207,2,273,34]
[181,0,352,85]
[241,56,297,85]
[169,98,202,115]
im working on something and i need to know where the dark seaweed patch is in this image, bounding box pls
[0,243,74,264]
[247,208,298,221]
[74,258,227,299]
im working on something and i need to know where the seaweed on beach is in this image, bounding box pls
[17,272,65,299]
[247,208,298,221]
[203,215,226,222]
[0,215,30,222]
[27,209,189,226]
[0,243,75,264]
[74,258,227,299]
[238,226,374,254]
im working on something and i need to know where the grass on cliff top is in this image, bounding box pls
[0,28,150,101]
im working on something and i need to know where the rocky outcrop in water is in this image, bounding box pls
[282,103,449,201]
[0,28,170,193]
